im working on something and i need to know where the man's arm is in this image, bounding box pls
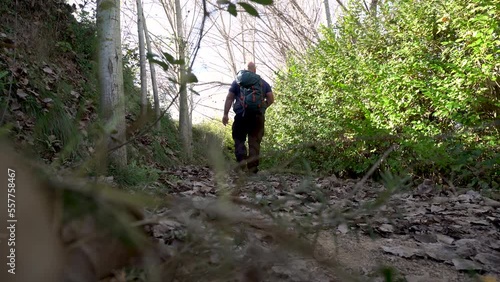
[262,81,274,108]
[266,92,274,108]
[222,92,235,126]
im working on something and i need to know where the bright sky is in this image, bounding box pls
[66,0,338,124]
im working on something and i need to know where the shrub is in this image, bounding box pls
[266,0,499,188]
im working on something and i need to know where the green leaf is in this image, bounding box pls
[146,52,157,60]
[216,0,231,4]
[149,58,169,72]
[0,71,9,79]
[162,52,175,64]
[167,77,178,85]
[173,59,186,65]
[249,0,273,5]
[227,3,237,16]
[186,72,198,83]
[238,2,259,17]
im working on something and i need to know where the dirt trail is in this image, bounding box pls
[147,165,500,282]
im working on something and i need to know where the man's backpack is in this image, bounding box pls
[236,70,265,113]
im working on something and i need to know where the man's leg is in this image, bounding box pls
[232,113,248,170]
[247,113,265,173]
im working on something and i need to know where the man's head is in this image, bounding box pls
[247,62,256,73]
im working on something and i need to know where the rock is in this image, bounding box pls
[422,243,458,262]
[406,207,427,217]
[455,239,481,257]
[466,190,482,200]
[436,234,455,245]
[337,223,349,234]
[381,245,423,258]
[485,238,500,251]
[474,253,500,271]
[430,205,445,213]
[379,224,395,233]
[483,197,500,208]
[432,197,449,204]
[405,274,445,282]
[452,258,484,272]
[458,191,482,203]
[413,234,437,244]
[416,179,434,194]
[469,219,490,226]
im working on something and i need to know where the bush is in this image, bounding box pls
[266,0,499,188]
[110,160,160,187]
[192,120,234,165]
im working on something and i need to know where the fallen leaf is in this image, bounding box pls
[43,65,54,74]
[16,89,28,99]
[479,275,498,282]
[10,101,21,111]
[28,89,40,97]
[19,77,29,85]
[337,223,349,234]
[71,90,80,98]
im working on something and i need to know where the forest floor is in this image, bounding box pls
[134,165,500,282]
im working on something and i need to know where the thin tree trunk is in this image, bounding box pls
[370,0,378,17]
[324,0,332,28]
[140,3,161,130]
[175,0,192,160]
[97,0,127,167]
[136,0,148,119]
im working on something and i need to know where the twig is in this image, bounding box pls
[189,0,208,71]
[353,144,398,190]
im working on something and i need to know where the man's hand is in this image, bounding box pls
[222,114,229,126]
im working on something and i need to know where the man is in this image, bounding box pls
[222,62,274,174]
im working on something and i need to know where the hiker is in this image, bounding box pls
[222,62,274,174]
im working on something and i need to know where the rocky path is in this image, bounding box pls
[145,166,500,282]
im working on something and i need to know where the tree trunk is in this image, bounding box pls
[324,0,332,28]
[136,0,148,119]
[370,0,378,17]
[96,0,127,167]
[175,0,192,160]
[140,6,161,130]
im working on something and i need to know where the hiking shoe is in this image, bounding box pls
[247,167,258,174]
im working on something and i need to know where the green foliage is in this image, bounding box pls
[159,114,183,151]
[110,160,160,187]
[238,3,260,17]
[218,0,274,18]
[56,41,73,53]
[267,0,500,188]
[192,120,234,165]
[0,70,11,102]
[68,12,98,72]
[33,102,81,159]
